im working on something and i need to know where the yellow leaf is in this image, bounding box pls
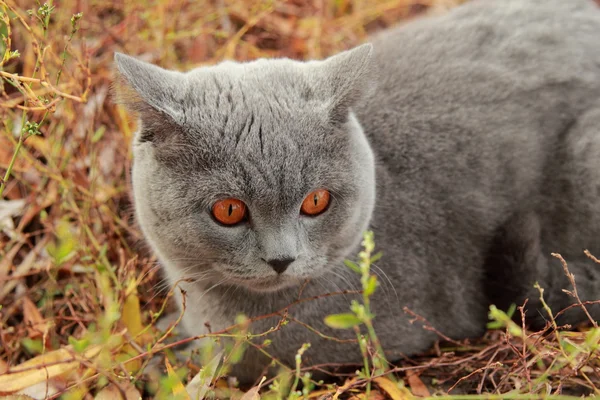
[61,384,88,400]
[119,279,148,374]
[373,377,414,400]
[215,378,229,389]
[122,279,143,337]
[332,377,358,400]
[166,358,190,400]
[0,345,101,393]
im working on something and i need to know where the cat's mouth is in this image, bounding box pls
[214,257,329,292]
[228,274,303,292]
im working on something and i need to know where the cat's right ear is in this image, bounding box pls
[317,44,375,125]
[113,53,185,143]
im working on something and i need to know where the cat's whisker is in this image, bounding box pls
[197,277,231,302]
[371,263,399,304]
[146,279,178,306]
[314,277,340,298]
[316,273,350,301]
[137,262,163,284]
[363,265,389,299]
[219,281,243,307]
[328,269,357,292]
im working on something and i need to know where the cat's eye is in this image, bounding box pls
[300,189,330,216]
[212,198,247,225]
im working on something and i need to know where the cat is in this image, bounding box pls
[114,0,600,384]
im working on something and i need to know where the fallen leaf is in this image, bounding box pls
[406,371,430,397]
[15,381,60,400]
[240,386,260,400]
[186,350,223,399]
[0,241,22,279]
[94,381,141,400]
[0,136,14,166]
[373,377,414,400]
[307,389,335,398]
[0,345,101,393]
[349,391,385,400]
[0,358,8,374]
[239,376,266,400]
[0,199,26,239]
[368,391,386,400]
[332,377,358,399]
[22,297,50,339]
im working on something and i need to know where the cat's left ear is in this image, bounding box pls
[113,53,187,142]
[318,43,374,125]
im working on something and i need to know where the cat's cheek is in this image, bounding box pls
[204,223,253,249]
[298,216,336,248]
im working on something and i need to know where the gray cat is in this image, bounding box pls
[115,0,600,383]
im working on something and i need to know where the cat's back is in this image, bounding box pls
[370,0,600,85]
[357,0,600,181]
[360,0,600,122]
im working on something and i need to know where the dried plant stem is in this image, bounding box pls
[0,71,84,102]
[551,253,598,328]
[0,134,23,197]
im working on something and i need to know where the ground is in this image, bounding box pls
[0,0,599,399]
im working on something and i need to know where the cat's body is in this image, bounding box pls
[116,0,600,383]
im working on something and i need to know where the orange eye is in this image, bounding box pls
[212,198,247,225]
[301,189,330,216]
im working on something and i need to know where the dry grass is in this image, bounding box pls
[0,0,598,399]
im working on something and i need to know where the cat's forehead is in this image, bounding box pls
[187,58,311,96]
[179,60,331,155]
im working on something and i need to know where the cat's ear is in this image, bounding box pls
[113,53,185,142]
[318,43,374,125]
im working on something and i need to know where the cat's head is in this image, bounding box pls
[114,45,376,292]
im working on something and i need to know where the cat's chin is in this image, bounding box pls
[229,275,305,293]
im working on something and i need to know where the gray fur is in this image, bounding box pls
[115,0,600,383]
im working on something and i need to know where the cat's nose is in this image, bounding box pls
[265,257,295,274]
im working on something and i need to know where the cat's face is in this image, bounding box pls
[115,45,376,292]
